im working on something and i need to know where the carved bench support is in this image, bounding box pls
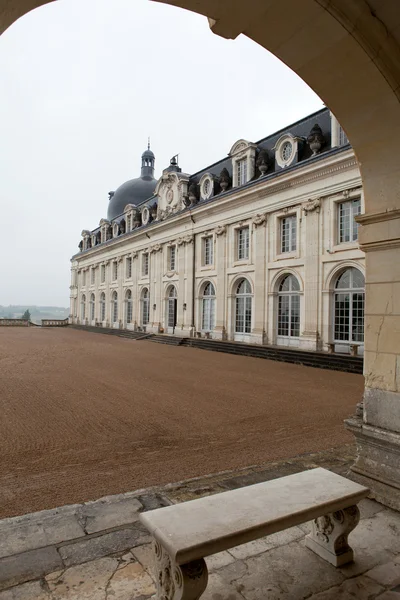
[153,541,208,600]
[305,505,360,566]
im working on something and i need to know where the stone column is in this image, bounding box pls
[301,199,321,350]
[118,256,123,329]
[252,214,267,344]
[150,244,162,332]
[214,225,227,340]
[104,260,110,327]
[345,209,400,510]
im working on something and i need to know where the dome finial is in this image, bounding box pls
[148,137,150,151]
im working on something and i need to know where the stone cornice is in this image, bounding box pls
[356,208,400,226]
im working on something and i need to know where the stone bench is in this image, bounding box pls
[140,468,369,600]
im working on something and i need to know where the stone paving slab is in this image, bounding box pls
[2,444,400,599]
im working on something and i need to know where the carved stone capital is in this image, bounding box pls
[215,225,227,236]
[150,244,162,253]
[252,213,268,227]
[302,198,321,214]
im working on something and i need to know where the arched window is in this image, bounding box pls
[235,279,252,334]
[334,268,365,342]
[202,282,216,331]
[278,274,300,337]
[112,291,118,323]
[90,293,95,321]
[100,292,106,322]
[141,288,150,326]
[167,286,178,329]
[81,295,86,321]
[126,289,133,324]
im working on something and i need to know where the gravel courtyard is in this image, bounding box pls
[0,328,363,518]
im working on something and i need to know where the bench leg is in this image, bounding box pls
[305,505,360,567]
[153,540,208,600]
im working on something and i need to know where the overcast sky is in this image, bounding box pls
[0,0,323,307]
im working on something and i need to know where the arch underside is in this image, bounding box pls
[2,0,400,507]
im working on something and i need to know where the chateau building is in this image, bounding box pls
[70,107,365,354]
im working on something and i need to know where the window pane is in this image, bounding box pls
[278,295,289,336]
[334,293,350,340]
[238,228,249,260]
[281,216,296,253]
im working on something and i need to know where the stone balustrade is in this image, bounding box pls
[41,319,69,327]
[0,319,29,327]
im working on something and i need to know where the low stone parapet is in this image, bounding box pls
[41,319,69,327]
[0,319,29,327]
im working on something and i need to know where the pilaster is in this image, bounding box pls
[252,214,267,343]
[214,225,227,340]
[301,198,321,350]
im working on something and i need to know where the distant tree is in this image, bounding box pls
[22,309,31,321]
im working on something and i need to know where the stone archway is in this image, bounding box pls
[2,0,399,508]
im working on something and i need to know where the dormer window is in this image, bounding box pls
[229,139,256,189]
[237,158,248,186]
[199,173,214,200]
[281,141,293,162]
[113,223,119,238]
[273,134,299,169]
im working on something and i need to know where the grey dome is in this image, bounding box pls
[107,176,156,220]
[107,144,157,221]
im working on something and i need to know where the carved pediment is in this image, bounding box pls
[155,171,190,221]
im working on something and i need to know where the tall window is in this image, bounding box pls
[167,286,178,328]
[112,291,118,323]
[237,158,248,186]
[100,292,106,321]
[141,288,150,325]
[126,290,133,324]
[202,282,216,331]
[339,125,348,146]
[281,216,297,253]
[278,274,300,337]
[235,279,252,334]
[113,262,118,281]
[126,257,132,278]
[101,264,105,283]
[334,268,365,343]
[80,295,86,321]
[203,236,213,266]
[237,227,249,260]
[338,198,361,243]
[142,253,149,276]
[90,293,95,321]
[169,246,176,271]
[91,268,95,285]
[82,271,86,286]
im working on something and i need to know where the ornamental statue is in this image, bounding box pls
[256,149,269,176]
[119,218,126,234]
[132,209,141,228]
[307,124,325,155]
[188,182,199,206]
[219,168,231,192]
[150,202,158,220]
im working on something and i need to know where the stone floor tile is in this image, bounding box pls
[359,499,385,520]
[0,547,63,591]
[46,556,117,600]
[229,526,304,560]
[308,575,384,599]
[0,507,84,560]
[130,545,154,576]
[0,581,50,600]
[205,551,236,572]
[201,572,244,600]
[80,496,142,535]
[375,593,400,599]
[108,561,155,599]
[59,527,147,567]
[234,541,344,600]
[337,511,400,578]
[366,562,400,587]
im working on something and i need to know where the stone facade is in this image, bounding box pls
[70,109,365,355]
